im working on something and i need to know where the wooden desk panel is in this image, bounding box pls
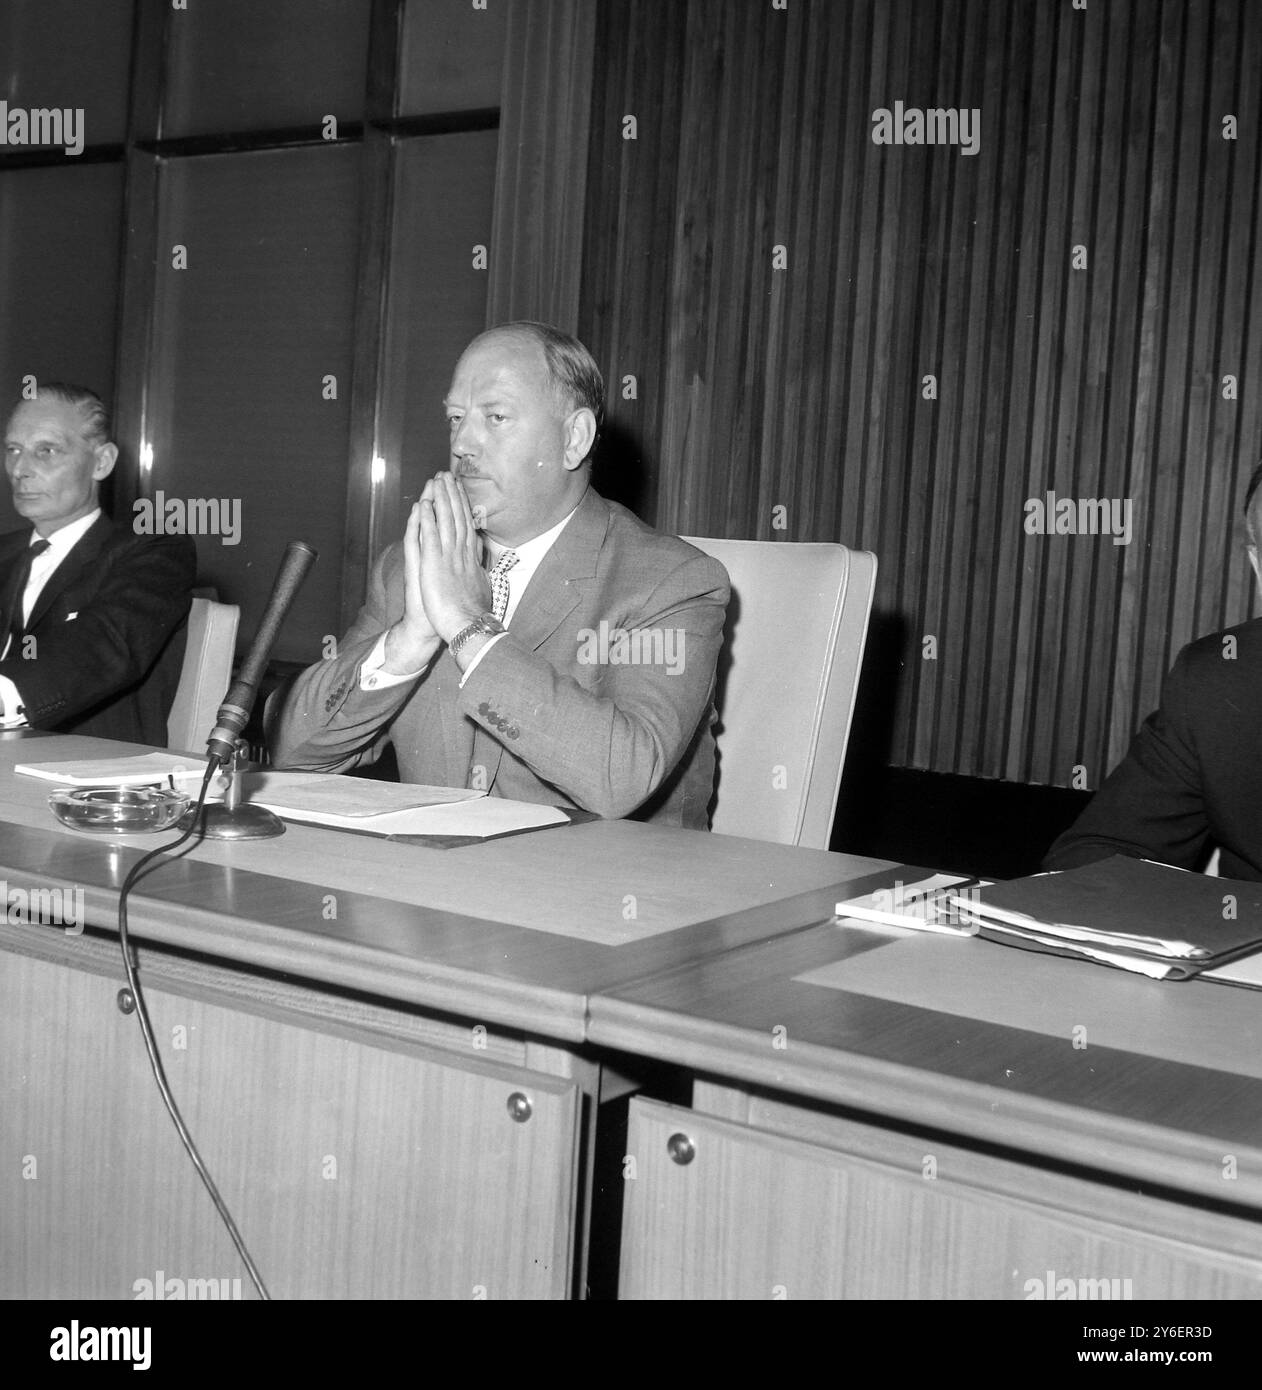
[591,920,1262,1209]
[1,935,580,1299]
[600,918,1262,1298]
[622,1097,1262,1299]
[597,917,1262,1295]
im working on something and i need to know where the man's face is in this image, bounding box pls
[443,333,582,545]
[4,397,115,535]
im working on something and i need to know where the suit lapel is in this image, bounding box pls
[26,515,112,632]
[0,531,34,637]
[469,489,609,795]
[506,487,608,652]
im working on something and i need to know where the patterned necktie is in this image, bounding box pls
[5,538,50,655]
[488,549,519,622]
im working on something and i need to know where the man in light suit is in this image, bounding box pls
[0,383,196,744]
[273,322,730,827]
[1044,461,1262,880]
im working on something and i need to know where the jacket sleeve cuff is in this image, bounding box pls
[0,672,27,727]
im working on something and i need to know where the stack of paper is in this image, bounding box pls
[233,772,566,837]
[16,753,212,786]
[949,856,1262,980]
[836,873,989,936]
[15,757,569,839]
[230,772,483,822]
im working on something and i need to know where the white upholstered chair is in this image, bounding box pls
[682,538,878,850]
[166,597,240,753]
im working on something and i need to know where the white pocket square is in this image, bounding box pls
[64,612,78,621]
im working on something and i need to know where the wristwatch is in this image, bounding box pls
[449,613,506,658]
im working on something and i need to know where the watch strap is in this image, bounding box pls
[450,613,505,658]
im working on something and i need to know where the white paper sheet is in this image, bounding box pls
[14,758,562,837]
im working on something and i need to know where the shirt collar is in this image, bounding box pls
[36,509,101,555]
[484,497,582,569]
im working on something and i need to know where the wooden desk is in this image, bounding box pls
[590,916,1262,1298]
[0,734,893,1299]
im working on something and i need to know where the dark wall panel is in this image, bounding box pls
[375,129,497,559]
[0,163,126,532]
[398,0,506,115]
[163,0,369,137]
[145,146,361,663]
[0,0,134,147]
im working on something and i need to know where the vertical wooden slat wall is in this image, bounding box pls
[580,0,1262,789]
[486,0,596,331]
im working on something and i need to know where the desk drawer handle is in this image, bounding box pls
[116,988,136,1015]
[667,1132,695,1165]
[507,1092,533,1123]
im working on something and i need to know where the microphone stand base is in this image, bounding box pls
[191,804,287,840]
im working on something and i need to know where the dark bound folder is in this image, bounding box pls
[951,856,1262,980]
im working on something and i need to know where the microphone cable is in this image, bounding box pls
[115,754,271,1301]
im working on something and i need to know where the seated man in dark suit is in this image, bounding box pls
[273,322,730,827]
[0,383,196,744]
[1045,463,1262,880]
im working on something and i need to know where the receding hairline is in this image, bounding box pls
[457,322,604,434]
[6,385,111,445]
[447,337,556,422]
[457,327,554,384]
[469,324,551,355]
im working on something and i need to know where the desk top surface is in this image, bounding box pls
[588,915,1262,1207]
[0,733,893,1041]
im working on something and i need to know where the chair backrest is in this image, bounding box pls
[682,538,877,849]
[166,597,240,752]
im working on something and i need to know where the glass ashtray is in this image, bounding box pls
[48,785,191,835]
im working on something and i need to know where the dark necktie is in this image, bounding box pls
[4,539,50,657]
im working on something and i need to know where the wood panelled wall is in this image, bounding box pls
[579,0,1262,790]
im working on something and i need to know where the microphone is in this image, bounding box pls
[206,541,318,765]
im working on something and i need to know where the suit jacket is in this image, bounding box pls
[273,488,731,828]
[1044,618,1262,880]
[0,516,197,745]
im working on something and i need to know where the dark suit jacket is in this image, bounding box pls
[273,487,731,828]
[0,516,197,745]
[1044,618,1262,880]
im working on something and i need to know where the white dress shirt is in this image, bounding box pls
[360,500,582,692]
[0,508,102,725]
